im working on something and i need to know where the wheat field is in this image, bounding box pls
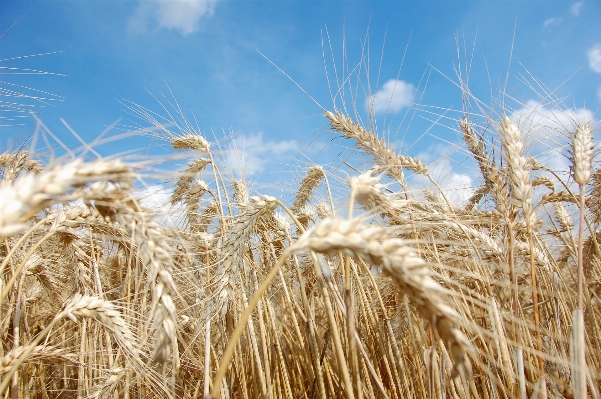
[0,61,600,399]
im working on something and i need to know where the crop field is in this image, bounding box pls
[0,6,600,397]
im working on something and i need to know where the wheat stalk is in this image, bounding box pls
[570,123,593,399]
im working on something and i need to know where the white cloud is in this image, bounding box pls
[137,184,172,211]
[511,100,597,175]
[587,43,601,73]
[224,132,296,177]
[571,2,584,16]
[543,17,561,28]
[413,143,476,207]
[128,0,217,36]
[136,184,183,227]
[366,79,415,115]
[512,100,595,137]
[440,171,475,206]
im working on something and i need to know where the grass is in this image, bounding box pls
[0,42,599,399]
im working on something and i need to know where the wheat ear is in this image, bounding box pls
[171,134,211,154]
[90,367,127,399]
[114,207,180,366]
[0,346,72,374]
[587,169,601,225]
[213,195,278,317]
[0,159,133,240]
[185,179,209,230]
[460,118,494,183]
[326,111,428,183]
[171,158,211,205]
[500,117,532,215]
[291,166,325,214]
[0,151,42,182]
[349,169,397,218]
[231,178,249,209]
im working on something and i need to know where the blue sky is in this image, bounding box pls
[1,0,600,199]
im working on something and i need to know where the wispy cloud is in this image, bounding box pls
[366,79,415,115]
[513,99,595,126]
[136,184,182,227]
[224,132,296,177]
[511,99,597,173]
[588,43,601,73]
[415,143,476,206]
[570,2,584,16]
[543,17,562,28]
[128,0,217,36]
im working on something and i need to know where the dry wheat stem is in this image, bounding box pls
[500,116,547,384]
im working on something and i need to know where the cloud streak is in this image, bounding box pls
[224,132,296,177]
[543,17,561,28]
